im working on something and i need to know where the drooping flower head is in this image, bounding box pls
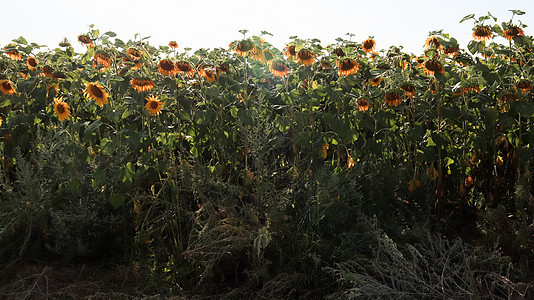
[216,63,229,77]
[168,41,178,48]
[357,98,370,111]
[130,78,155,93]
[145,95,164,116]
[515,80,533,94]
[424,59,445,76]
[443,45,460,57]
[284,45,297,59]
[361,38,376,53]
[158,59,177,76]
[46,84,60,97]
[198,65,216,83]
[40,66,54,78]
[337,58,360,76]
[296,49,316,66]
[401,83,416,97]
[269,61,289,78]
[175,61,195,77]
[472,26,493,41]
[93,51,112,70]
[332,48,346,57]
[4,48,22,61]
[126,48,142,61]
[369,77,382,87]
[0,80,16,95]
[78,35,94,48]
[84,82,109,107]
[384,90,402,107]
[234,40,255,56]
[424,36,442,51]
[54,97,71,121]
[503,26,524,41]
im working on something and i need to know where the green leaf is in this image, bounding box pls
[104,31,117,37]
[93,168,106,188]
[109,193,126,209]
[84,119,103,135]
[460,14,475,23]
[121,162,135,184]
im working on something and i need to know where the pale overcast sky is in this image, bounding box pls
[1,0,533,55]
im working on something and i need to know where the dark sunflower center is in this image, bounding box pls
[503,94,517,102]
[385,92,401,100]
[339,59,355,70]
[79,36,92,44]
[298,49,312,60]
[28,58,37,67]
[1,81,12,90]
[333,48,346,57]
[57,104,65,114]
[401,84,415,92]
[160,60,174,71]
[425,60,442,72]
[475,27,491,37]
[237,40,254,52]
[272,63,287,72]
[176,62,192,72]
[363,40,374,49]
[508,27,520,36]
[287,46,296,56]
[517,81,532,89]
[90,85,104,98]
[150,101,159,109]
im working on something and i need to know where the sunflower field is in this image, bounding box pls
[1,11,534,298]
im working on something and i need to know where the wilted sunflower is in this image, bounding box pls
[269,61,289,78]
[284,45,297,59]
[126,48,142,60]
[54,97,70,121]
[424,36,442,51]
[424,59,445,76]
[235,40,255,56]
[26,57,38,70]
[401,84,416,97]
[472,26,493,41]
[0,80,16,95]
[504,26,524,40]
[332,48,346,57]
[158,59,177,76]
[84,82,109,107]
[296,49,315,66]
[93,52,112,70]
[262,49,275,64]
[320,58,332,70]
[168,41,178,48]
[357,98,370,111]
[198,65,216,83]
[515,80,532,94]
[369,77,382,87]
[40,65,54,78]
[4,48,22,61]
[46,84,60,97]
[131,78,155,93]
[175,61,195,77]
[361,38,376,53]
[338,58,360,76]
[78,35,94,48]
[385,90,402,107]
[145,95,164,116]
[216,63,229,76]
[443,45,460,56]
[500,91,518,103]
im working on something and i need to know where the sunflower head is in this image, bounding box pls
[198,65,216,83]
[126,48,142,61]
[500,90,518,103]
[401,83,416,97]
[158,59,177,76]
[46,84,60,97]
[84,82,109,107]
[131,78,155,93]
[332,48,346,57]
[424,36,442,51]
[361,38,376,53]
[234,40,255,56]
[93,51,112,70]
[216,63,230,76]
[0,80,16,95]
[4,48,22,61]
[338,58,359,76]
[472,26,493,41]
[284,45,297,59]
[384,90,402,107]
[269,61,289,78]
[424,59,445,76]
[369,77,382,87]
[175,61,195,77]
[26,57,38,70]
[504,26,524,41]
[443,45,460,56]
[78,35,94,48]
[40,65,54,78]
[145,95,164,116]
[296,49,316,66]
[168,41,178,48]
[357,98,370,111]
[54,97,71,121]
[515,80,533,94]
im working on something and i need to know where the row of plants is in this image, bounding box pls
[0,10,533,298]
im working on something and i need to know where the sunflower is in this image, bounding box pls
[93,52,112,70]
[424,36,442,51]
[262,49,275,64]
[504,26,524,41]
[269,61,289,78]
[320,58,332,70]
[54,97,70,121]
[175,61,195,77]
[158,59,177,76]
[500,91,518,103]
[424,59,445,76]
[515,80,532,94]
[369,77,382,87]
[145,95,164,116]
[384,90,402,107]
[332,48,346,57]
[84,82,109,107]
[0,117,2,127]
[198,65,216,83]
[46,84,60,97]
[357,98,370,111]
[168,41,178,48]
[235,40,255,56]
[284,45,297,59]
[126,48,142,60]
[361,38,376,53]
[40,65,54,78]
[216,63,229,76]
[250,46,265,62]
[401,84,416,97]
[0,80,16,95]
[26,57,38,70]
[443,45,460,56]
[78,35,94,48]
[337,58,360,76]
[472,26,493,41]
[4,49,22,61]
[131,78,155,93]
[296,49,315,66]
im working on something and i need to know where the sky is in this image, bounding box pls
[1,0,533,55]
